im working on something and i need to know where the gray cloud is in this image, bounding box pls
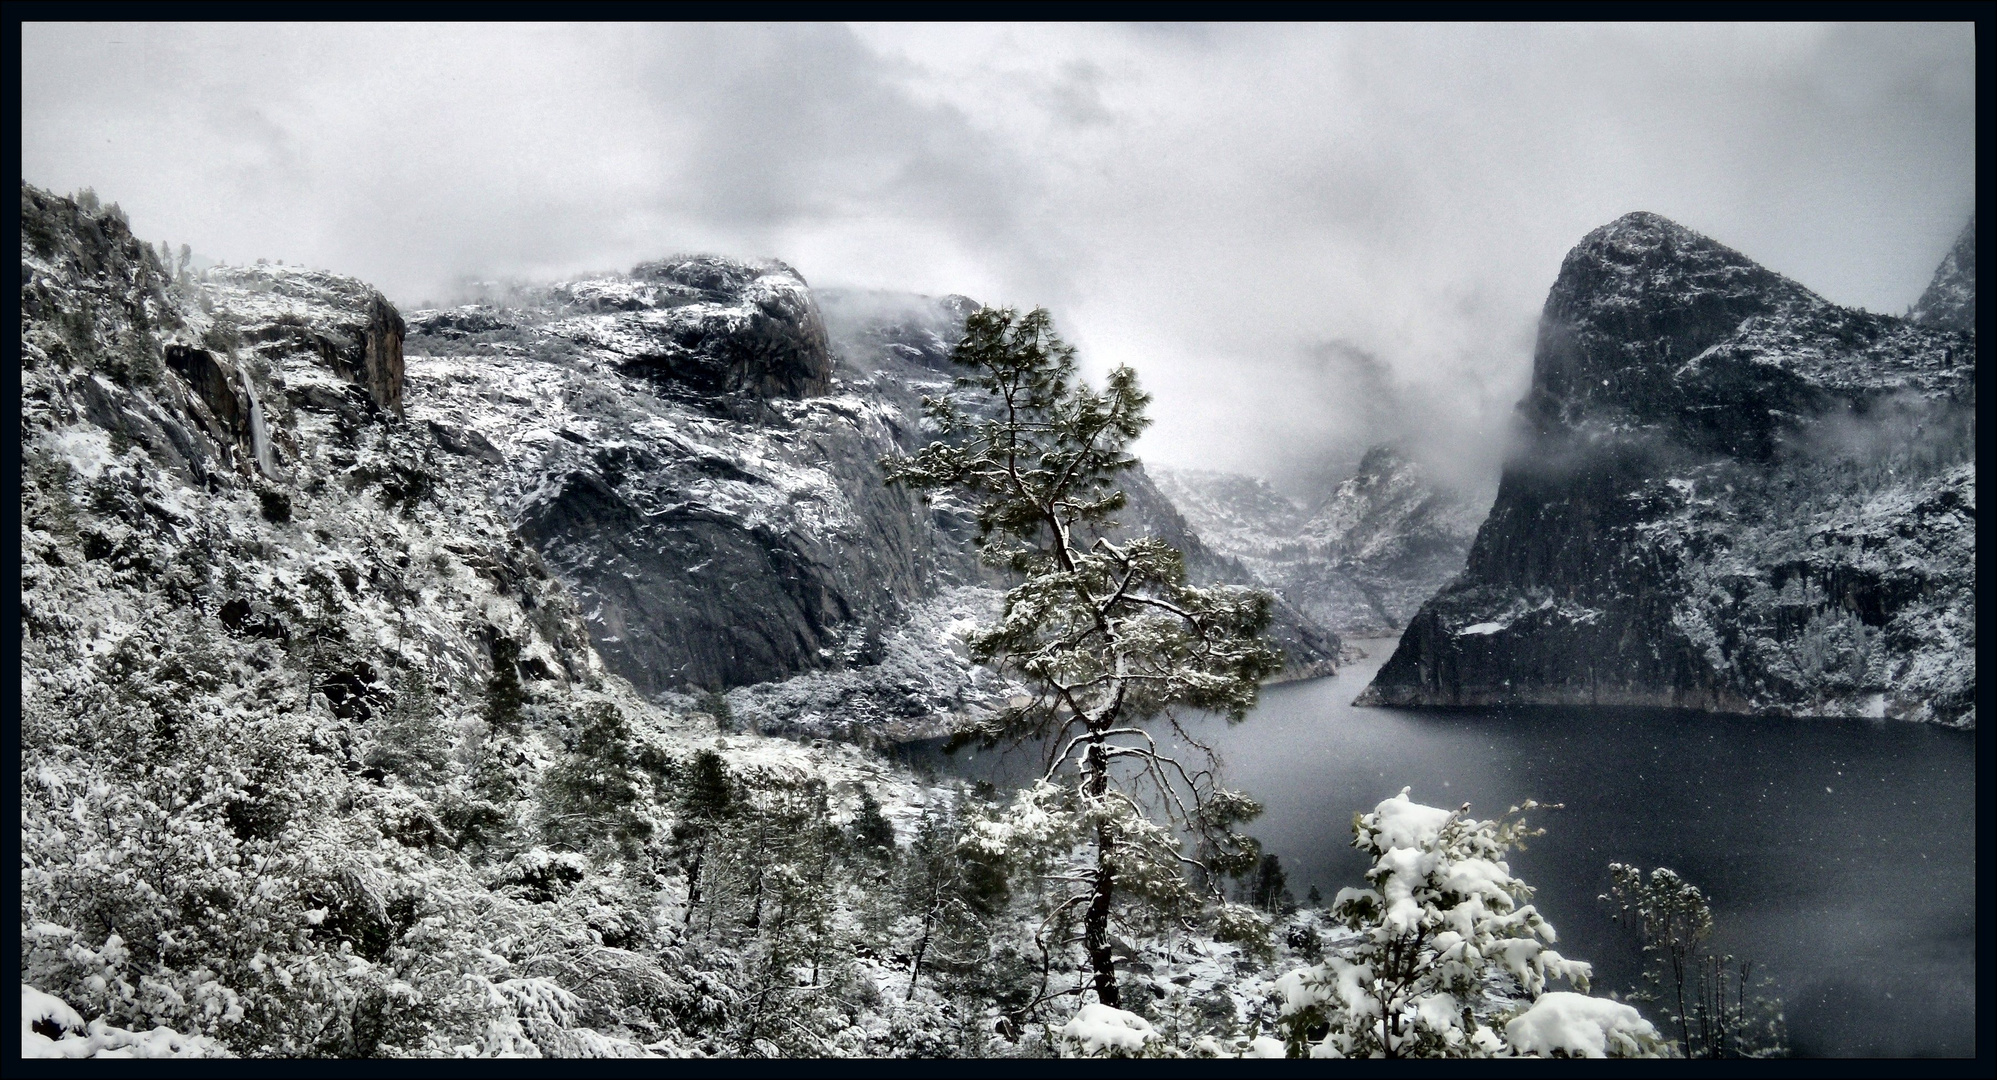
[21,22,1975,496]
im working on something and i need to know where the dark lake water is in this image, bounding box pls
[891,640,1977,1058]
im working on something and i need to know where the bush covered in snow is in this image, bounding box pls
[1505,991,1663,1058]
[22,983,225,1058]
[1273,790,1660,1058]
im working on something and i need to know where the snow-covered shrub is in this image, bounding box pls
[1205,902,1273,957]
[1505,991,1663,1058]
[1273,790,1644,1058]
[23,983,225,1058]
[1058,1002,1161,1057]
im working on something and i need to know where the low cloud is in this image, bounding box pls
[22,22,1975,496]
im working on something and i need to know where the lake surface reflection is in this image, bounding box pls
[891,640,1976,1058]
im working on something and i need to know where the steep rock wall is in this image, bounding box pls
[402,281,1340,730]
[1360,212,1975,725]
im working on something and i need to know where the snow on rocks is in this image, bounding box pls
[398,272,948,698]
[1366,210,1974,725]
[1505,991,1662,1058]
[1153,448,1484,639]
[1058,1002,1159,1056]
[22,984,225,1059]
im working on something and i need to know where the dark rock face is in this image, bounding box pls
[1360,212,1975,726]
[616,258,833,400]
[405,281,1341,713]
[404,273,948,697]
[163,345,242,432]
[1911,214,1974,333]
[501,395,943,695]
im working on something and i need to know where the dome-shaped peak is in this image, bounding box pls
[1550,211,1815,314]
[1599,209,1691,235]
[630,254,807,295]
[1573,211,1744,268]
[1530,213,1821,421]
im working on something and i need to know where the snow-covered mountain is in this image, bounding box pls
[19,180,967,1056]
[1909,214,1974,332]
[398,276,1340,740]
[1361,211,1976,726]
[17,181,1355,1058]
[1154,447,1484,638]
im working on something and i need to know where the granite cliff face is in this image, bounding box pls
[207,262,408,415]
[1155,448,1483,638]
[21,182,604,737]
[1360,212,1975,726]
[403,281,1339,739]
[402,268,938,701]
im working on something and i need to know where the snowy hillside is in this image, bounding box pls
[13,180,1709,1061]
[18,180,1006,1056]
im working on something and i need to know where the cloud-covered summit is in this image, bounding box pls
[23,22,1975,495]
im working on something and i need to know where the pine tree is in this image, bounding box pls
[721,780,844,1056]
[897,796,1008,1003]
[848,787,897,864]
[1247,853,1293,913]
[484,633,526,735]
[537,702,655,855]
[363,667,449,783]
[886,306,1284,1009]
[672,749,733,925]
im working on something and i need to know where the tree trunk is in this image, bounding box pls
[908,903,936,1001]
[1083,740,1120,1008]
[746,820,768,929]
[682,835,707,925]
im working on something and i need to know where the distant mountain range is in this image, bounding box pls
[1153,448,1484,639]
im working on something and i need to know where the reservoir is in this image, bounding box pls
[892,640,1976,1057]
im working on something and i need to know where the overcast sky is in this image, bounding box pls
[21,22,1976,494]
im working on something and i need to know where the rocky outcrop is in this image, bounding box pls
[1911,214,1974,333]
[1359,212,1975,726]
[403,281,1340,731]
[206,263,406,414]
[1155,448,1483,637]
[412,256,833,408]
[403,276,971,700]
[21,180,602,745]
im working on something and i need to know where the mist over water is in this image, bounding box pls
[896,644,1976,1058]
